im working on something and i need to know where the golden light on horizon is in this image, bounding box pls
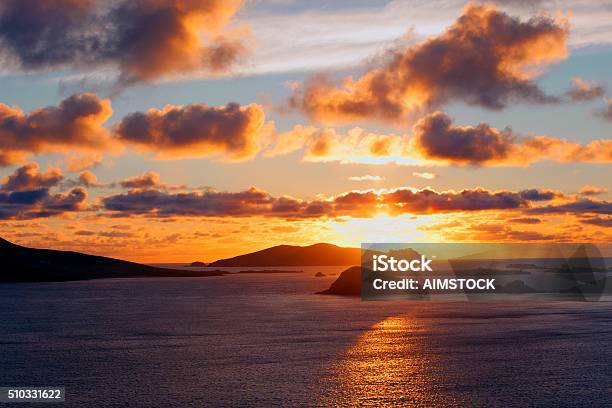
[328,214,436,247]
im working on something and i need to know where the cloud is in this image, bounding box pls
[598,99,612,122]
[580,216,612,228]
[305,128,403,161]
[264,126,405,163]
[381,188,539,215]
[64,170,114,189]
[509,217,542,224]
[101,185,564,218]
[77,171,99,188]
[0,93,114,166]
[103,186,279,217]
[262,124,319,158]
[1,162,63,191]
[65,152,104,172]
[410,112,513,165]
[529,199,612,215]
[409,112,612,166]
[578,185,608,196]
[114,102,268,161]
[75,230,96,236]
[348,175,384,181]
[0,161,87,219]
[412,172,437,180]
[289,4,567,123]
[0,0,249,84]
[119,171,160,189]
[565,77,606,101]
[517,189,562,201]
[75,230,135,238]
[0,186,87,220]
[262,114,611,167]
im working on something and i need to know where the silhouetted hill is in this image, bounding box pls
[186,261,207,267]
[208,243,360,267]
[0,238,226,282]
[316,266,361,296]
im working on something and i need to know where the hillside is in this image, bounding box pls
[0,238,226,282]
[208,243,360,267]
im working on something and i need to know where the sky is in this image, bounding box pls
[0,0,610,262]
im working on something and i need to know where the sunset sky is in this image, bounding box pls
[0,0,610,262]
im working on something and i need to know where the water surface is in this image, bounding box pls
[1,268,611,407]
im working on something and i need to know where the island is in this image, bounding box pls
[208,243,360,267]
[316,266,361,296]
[186,261,208,267]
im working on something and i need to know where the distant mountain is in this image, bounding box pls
[0,237,226,282]
[208,243,360,267]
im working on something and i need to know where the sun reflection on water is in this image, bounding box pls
[321,314,444,407]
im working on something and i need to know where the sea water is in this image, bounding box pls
[1,267,611,407]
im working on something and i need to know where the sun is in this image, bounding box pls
[328,214,437,247]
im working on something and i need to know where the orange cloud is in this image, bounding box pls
[409,112,612,166]
[77,171,98,188]
[265,126,405,163]
[578,185,608,196]
[0,93,114,166]
[119,172,160,189]
[0,0,249,84]
[265,113,610,167]
[1,162,63,191]
[114,102,268,161]
[289,4,568,124]
[262,124,319,158]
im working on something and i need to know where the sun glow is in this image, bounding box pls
[328,214,437,247]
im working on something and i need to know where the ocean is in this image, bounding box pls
[1,267,611,407]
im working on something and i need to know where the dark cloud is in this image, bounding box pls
[518,189,562,201]
[114,102,267,160]
[103,187,278,217]
[0,161,87,219]
[598,99,612,122]
[1,162,63,191]
[289,4,568,123]
[411,111,514,164]
[509,217,542,224]
[119,171,160,189]
[529,199,612,215]
[0,93,113,166]
[0,186,87,219]
[580,216,612,228]
[409,112,612,165]
[565,77,606,101]
[381,188,529,214]
[101,185,565,218]
[97,230,136,238]
[0,0,248,84]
